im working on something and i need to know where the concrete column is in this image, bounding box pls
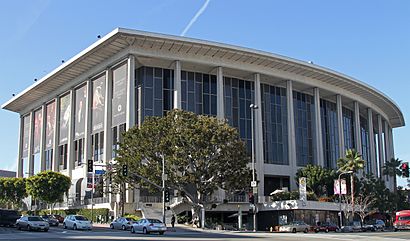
[313,88,324,167]
[368,108,376,175]
[67,89,75,178]
[52,97,60,172]
[173,60,181,109]
[17,116,24,177]
[254,73,264,195]
[126,55,135,130]
[28,111,34,177]
[336,95,345,159]
[377,115,385,178]
[126,55,135,203]
[383,120,391,182]
[83,80,92,198]
[389,126,395,159]
[40,104,47,171]
[286,80,297,189]
[216,67,225,120]
[353,102,362,154]
[103,69,113,164]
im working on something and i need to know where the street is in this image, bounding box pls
[1,225,410,241]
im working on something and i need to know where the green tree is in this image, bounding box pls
[26,171,71,212]
[295,164,337,197]
[113,109,251,226]
[337,149,365,220]
[382,158,402,192]
[0,177,27,208]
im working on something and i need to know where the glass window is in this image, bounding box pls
[321,99,339,169]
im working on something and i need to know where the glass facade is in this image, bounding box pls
[135,66,174,122]
[320,99,339,169]
[293,91,315,166]
[261,84,288,165]
[224,77,254,154]
[342,107,355,151]
[360,116,371,174]
[181,71,217,116]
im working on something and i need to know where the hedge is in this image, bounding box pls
[22,208,110,223]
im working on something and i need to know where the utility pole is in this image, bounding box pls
[162,154,166,224]
[250,104,258,232]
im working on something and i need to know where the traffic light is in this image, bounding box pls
[122,164,128,177]
[164,190,170,202]
[401,162,409,178]
[87,159,93,172]
[248,193,255,204]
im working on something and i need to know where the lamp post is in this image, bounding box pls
[249,103,258,232]
[338,170,353,228]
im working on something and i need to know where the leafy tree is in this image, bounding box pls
[113,109,251,226]
[26,171,71,211]
[382,158,402,192]
[295,164,337,197]
[355,193,375,226]
[0,177,27,208]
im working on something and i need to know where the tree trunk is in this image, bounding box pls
[351,174,354,222]
[191,206,200,228]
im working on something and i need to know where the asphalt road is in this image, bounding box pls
[1,225,410,241]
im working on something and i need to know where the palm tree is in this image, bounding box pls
[382,158,402,193]
[337,149,365,219]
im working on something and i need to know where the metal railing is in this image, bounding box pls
[139,196,162,203]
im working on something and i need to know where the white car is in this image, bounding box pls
[63,215,92,230]
[130,218,167,235]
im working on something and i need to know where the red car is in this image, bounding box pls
[51,214,65,223]
[394,210,410,231]
[314,222,339,233]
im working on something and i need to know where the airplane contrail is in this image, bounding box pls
[180,0,211,37]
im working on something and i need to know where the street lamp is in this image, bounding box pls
[249,103,258,232]
[338,170,353,228]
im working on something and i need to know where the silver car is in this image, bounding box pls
[110,217,135,230]
[63,215,92,230]
[41,215,59,226]
[16,216,49,232]
[130,218,167,235]
[279,221,311,233]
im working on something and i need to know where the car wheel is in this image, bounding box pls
[292,228,296,233]
[44,229,48,232]
[73,224,77,230]
[27,225,31,231]
[304,228,308,233]
[63,223,67,229]
[394,228,398,232]
[131,227,135,233]
[110,224,114,229]
[325,228,329,233]
[314,229,319,233]
[143,227,149,234]
[122,225,126,231]
[159,231,164,235]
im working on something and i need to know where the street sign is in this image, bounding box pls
[95,169,106,175]
[251,181,257,187]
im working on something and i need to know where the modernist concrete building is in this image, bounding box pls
[2,28,404,228]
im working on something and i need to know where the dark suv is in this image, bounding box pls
[0,209,20,227]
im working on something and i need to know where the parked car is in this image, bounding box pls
[394,210,410,231]
[279,221,311,233]
[41,215,59,226]
[363,219,385,231]
[314,222,339,233]
[341,221,362,232]
[110,217,135,230]
[63,215,92,230]
[51,214,65,223]
[130,218,166,235]
[0,209,20,227]
[16,216,49,232]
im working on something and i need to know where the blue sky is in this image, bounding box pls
[0,0,409,185]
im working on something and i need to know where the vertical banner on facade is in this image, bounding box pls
[45,102,55,150]
[112,63,127,127]
[59,94,71,144]
[22,115,30,158]
[92,75,106,133]
[334,179,347,195]
[75,85,87,139]
[299,177,307,203]
[33,109,42,154]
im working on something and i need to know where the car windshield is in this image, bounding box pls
[125,218,134,221]
[148,219,162,223]
[75,216,88,221]
[28,217,43,221]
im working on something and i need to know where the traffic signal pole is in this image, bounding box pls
[162,155,166,224]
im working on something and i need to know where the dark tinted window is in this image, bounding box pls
[28,217,43,221]
[74,216,88,221]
